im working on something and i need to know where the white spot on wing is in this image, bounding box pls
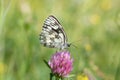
[53,25,59,29]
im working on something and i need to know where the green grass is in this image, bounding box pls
[0,0,120,80]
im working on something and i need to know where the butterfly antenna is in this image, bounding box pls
[70,39,81,44]
[71,44,78,49]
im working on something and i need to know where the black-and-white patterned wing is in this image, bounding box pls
[39,15,68,49]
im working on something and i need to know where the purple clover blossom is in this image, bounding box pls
[48,51,73,78]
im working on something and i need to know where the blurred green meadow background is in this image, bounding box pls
[0,0,120,80]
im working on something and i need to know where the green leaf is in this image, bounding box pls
[43,59,51,69]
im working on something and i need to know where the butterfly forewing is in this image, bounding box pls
[40,15,68,49]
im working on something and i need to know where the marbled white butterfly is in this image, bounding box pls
[39,15,71,50]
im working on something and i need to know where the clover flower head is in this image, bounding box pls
[48,51,73,77]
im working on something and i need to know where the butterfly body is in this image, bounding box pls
[40,15,70,50]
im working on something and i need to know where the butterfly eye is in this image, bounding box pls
[67,43,71,47]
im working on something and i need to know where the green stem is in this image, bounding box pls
[50,73,53,80]
[55,76,59,80]
[61,77,65,80]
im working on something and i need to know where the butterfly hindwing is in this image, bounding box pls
[40,15,68,49]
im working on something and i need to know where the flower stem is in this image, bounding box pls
[55,76,59,80]
[50,73,53,80]
[61,77,64,80]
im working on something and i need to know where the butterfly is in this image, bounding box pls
[39,15,71,50]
